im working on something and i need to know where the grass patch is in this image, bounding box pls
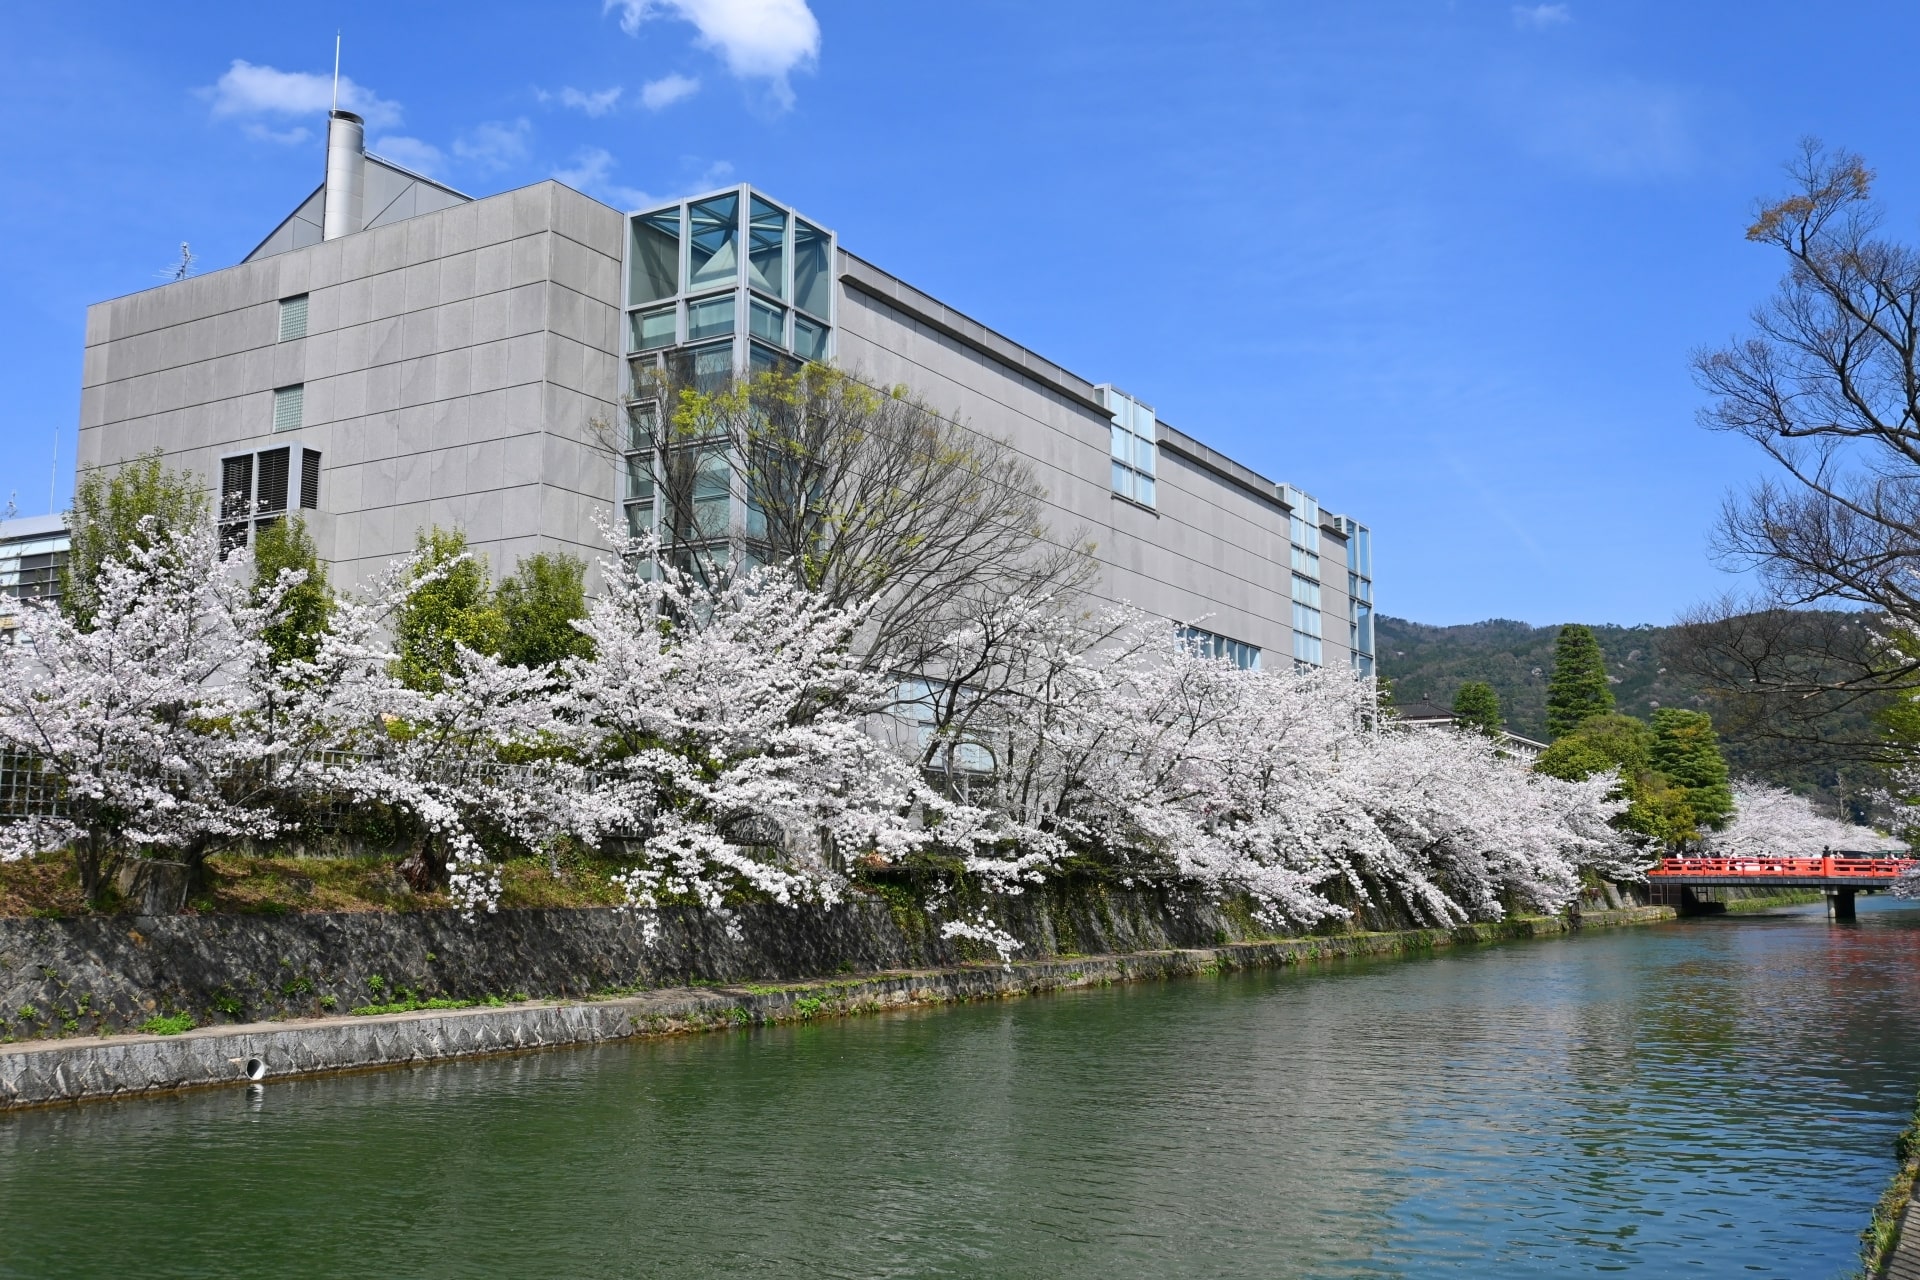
[138,1012,195,1036]
[1858,1087,1920,1278]
[0,848,638,919]
[348,993,526,1016]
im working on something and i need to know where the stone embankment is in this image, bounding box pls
[0,904,1671,1110]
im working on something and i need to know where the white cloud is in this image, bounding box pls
[607,0,818,107]
[202,59,402,130]
[558,86,624,117]
[1512,4,1572,29]
[242,123,312,146]
[552,150,733,209]
[453,118,532,172]
[553,147,654,208]
[641,73,701,110]
[371,135,447,177]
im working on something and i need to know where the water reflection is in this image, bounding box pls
[2,900,1917,1278]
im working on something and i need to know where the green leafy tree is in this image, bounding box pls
[1649,708,1735,832]
[1451,682,1503,738]
[1535,713,1698,845]
[62,452,207,630]
[252,517,333,668]
[497,552,593,668]
[393,528,505,691]
[1545,624,1615,739]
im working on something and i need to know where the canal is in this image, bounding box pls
[3,899,1919,1277]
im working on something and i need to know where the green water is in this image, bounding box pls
[5,900,1920,1278]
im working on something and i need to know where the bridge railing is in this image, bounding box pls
[1649,855,1916,879]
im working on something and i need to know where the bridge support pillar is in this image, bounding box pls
[1826,888,1857,921]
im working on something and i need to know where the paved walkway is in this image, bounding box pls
[1889,1197,1920,1280]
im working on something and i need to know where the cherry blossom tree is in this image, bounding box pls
[0,519,289,904]
[554,531,939,934]
[1707,780,1904,859]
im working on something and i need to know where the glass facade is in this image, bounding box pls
[621,188,837,565]
[687,193,740,292]
[1334,514,1375,678]
[623,187,835,376]
[1278,485,1324,666]
[0,521,68,638]
[1180,625,1260,670]
[1098,385,1157,507]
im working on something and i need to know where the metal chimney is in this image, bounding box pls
[322,110,365,241]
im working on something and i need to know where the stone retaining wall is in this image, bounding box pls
[0,886,1253,1040]
[0,906,1675,1109]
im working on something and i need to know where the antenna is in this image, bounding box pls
[49,429,57,516]
[160,242,196,282]
[332,32,341,113]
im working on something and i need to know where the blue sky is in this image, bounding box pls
[3,0,1916,626]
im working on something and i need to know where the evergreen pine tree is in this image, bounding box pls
[1545,624,1614,739]
[1649,708,1735,832]
[1451,682,1503,738]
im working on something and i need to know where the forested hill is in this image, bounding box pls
[1372,614,1881,812]
[1374,616,1702,744]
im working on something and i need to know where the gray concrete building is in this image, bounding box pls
[75,110,1375,675]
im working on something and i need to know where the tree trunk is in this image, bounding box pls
[76,829,118,910]
[397,835,448,893]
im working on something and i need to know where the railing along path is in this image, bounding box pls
[1648,855,1914,880]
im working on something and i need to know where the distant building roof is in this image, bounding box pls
[1394,697,1455,725]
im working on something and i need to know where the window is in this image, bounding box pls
[630,209,680,304]
[1290,571,1323,663]
[749,297,785,346]
[630,305,676,351]
[1281,484,1321,554]
[678,446,731,541]
[793,314,829,362]
[898,679,996,774]
[1291,546,1319,578]
[1179,625,1260,670]
[301,449,322,510]
[1352,602,1374,658]
[667,342,733,392]
[687,294,735,342]
[687,193,740,291]
[0,534,67,619]
[1100,385,1157,508]
[272,384,304,433]
[220,448,320,555]
[624,402,658,542]
[793,219,831,318]
[749,342,797,377]
[748,196,787,299]
[278,294,309,341]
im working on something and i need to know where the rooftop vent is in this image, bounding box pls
[322,110,365,241]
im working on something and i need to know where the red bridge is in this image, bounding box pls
[1646,854,1915,919]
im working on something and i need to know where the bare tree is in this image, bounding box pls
[600,361,1097,682]
[1686,140,1920,751]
